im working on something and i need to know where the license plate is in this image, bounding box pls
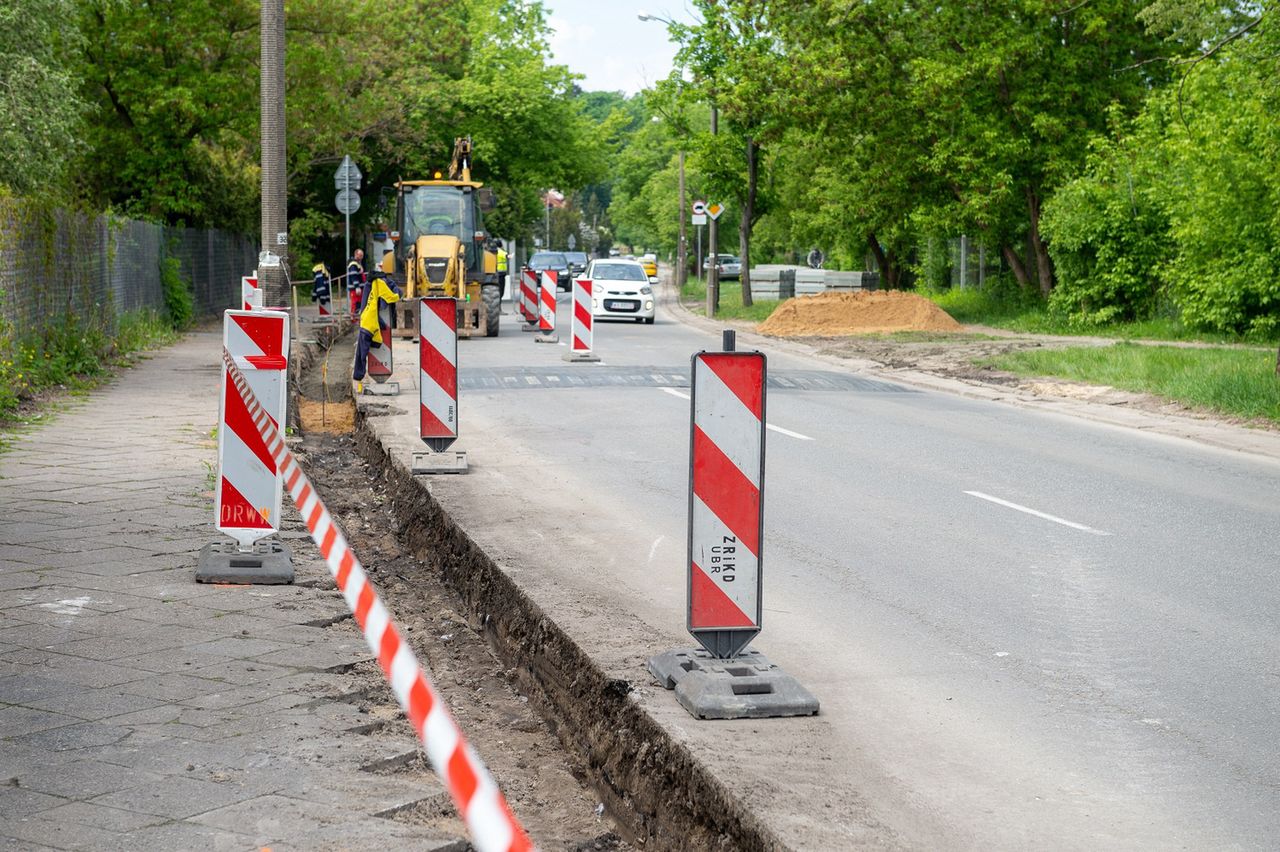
[604,300,639,312]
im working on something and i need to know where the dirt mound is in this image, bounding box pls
[757,290,963,337]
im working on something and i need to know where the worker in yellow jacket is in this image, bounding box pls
[352,270,401,391]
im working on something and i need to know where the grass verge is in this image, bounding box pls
[984,343,1280,424]
[0,308,179,437]
[679,277,781,323]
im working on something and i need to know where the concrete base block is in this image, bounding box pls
[534,333,559,344]
[562,351,601,363]
[412,450,469,475]
[647,647,819,720]
[520,322,539,333]
[363,381,400,396]
[196,541,293,585]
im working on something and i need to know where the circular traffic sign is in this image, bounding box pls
[335,189,361,215]
[692,200,707,215]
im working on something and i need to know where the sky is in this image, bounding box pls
[543,1,697,95]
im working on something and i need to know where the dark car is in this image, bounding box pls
[565,251,589,279]
[528,251,572,291]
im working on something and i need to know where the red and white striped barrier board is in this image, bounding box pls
[420,297,459,452]
[687,350,766,657]
[216,309,289,548]
[241,275,262,311]
[367,313,393,382]
[538,271,557,333]
[519,269,538,324]
[220,349,532,852]
[318,297,331,318]
[571,278,593,354]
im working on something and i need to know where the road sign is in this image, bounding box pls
[692,200,707,216]
[420,298,459,453]
[707,202,725,220]
[335,188,360,215]
[691,214,707,226]
[538,271,557,333]
[334,154,362,190]
[216,310,290,549]
[687,347,766,658]
[571,279,593,354]
[567,233,577,250]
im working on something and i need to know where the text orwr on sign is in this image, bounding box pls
[414,297,468,474]
[197,309,294,584]
[647,330,819,719]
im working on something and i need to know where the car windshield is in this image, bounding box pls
[592,263,647,282]
[565,252,588,265]
[400,185,481,269]
[530,252,566,269]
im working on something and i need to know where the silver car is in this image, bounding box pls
[702,254,742,279]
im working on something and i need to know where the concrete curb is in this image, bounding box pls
[349,395,787,852]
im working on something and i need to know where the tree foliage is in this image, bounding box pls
[0,0,85,195]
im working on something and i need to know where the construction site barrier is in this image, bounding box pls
[571,278,593,355]
[220,348,533,852]
[538,271,557,334]
[215,310,289,548]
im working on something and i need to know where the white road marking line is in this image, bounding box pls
[648,535,664,563]
[963,490,1112,536]
[767,424,814,441]
[657,388,814,440]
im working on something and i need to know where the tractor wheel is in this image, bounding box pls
[482,284,501,337]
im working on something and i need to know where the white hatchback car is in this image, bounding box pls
[583,259,655,323]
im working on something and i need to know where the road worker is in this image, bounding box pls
[496,242,509,299]
[352,269,401,393]
[346,248,366,318]
[311,262,331,315]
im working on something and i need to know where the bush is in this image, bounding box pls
[1042,114,1172,326]
[160,252,195,330]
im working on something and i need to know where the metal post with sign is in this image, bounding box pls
[647,330,819,720]
[335,155,362,316]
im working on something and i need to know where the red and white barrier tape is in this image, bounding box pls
[220,347,533,852]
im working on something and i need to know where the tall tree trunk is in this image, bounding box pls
[1026,187,1053,296]
[739,137,759,308]
[868,232,892,289]
[1001,244,1032,289]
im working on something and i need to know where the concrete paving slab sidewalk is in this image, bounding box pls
[0,330,462,850]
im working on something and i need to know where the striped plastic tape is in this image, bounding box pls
[220,348,533,852]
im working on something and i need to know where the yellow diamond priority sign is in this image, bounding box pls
[707,202,725,220]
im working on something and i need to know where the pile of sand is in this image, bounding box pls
[756,290,963,337]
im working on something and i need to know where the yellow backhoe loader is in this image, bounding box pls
[383,138,500,338]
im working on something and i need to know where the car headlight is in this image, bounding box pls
[593,283,603,294]
[592,298,599,309]
[640,286,652,296]
[645,300,654,311]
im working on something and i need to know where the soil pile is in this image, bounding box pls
[757,290,963,337]
[299,398,354,434]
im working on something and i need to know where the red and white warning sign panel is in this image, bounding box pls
[367,311,393,381]
[241,275,262,311]
[688,351,765,654]
[571,278,593,354]
[420,298,458,452]
[539,271,557,333]
[216,309,289,548]
[520,269,537,324]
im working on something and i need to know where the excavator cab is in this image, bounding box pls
[387,138,500,338]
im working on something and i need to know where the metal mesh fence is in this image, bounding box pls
[0,197,257,342]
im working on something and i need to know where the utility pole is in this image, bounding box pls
[259,0,287,307]
[706,104,719,318]
[677,149,687,291]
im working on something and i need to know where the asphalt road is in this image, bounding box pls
[431,285,1280,848]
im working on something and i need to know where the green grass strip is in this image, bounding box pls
[986,343,1280,423]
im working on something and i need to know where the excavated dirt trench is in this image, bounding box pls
[293,331,776,851]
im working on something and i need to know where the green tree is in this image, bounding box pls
[0,0,85,195]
